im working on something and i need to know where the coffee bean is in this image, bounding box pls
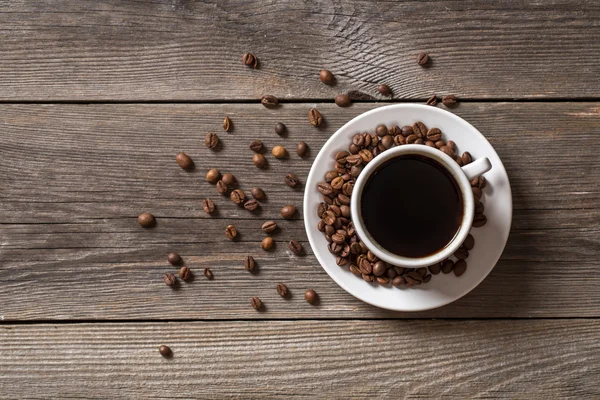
[261,236,274,251]
[261,95,279,108]
[441,260,455,274]
[392,276,405,286]
[242,52,258,68]
[319,69,335,85]
[394,266,406,276]
[378,84,392,96]
[475,201,485,214]
[412,121,427,138]
[415,138,424,145]
[272,145,287,159]
[406,134,418,144]
[202,198,216,214]
[230,189,245,205]
[304,289,318,305]
[330,176,344,190]
[463,234,475,250]
[471,176,487,189]
[359,258,372,275]
[223,116,232,132]
[472,186,483,200]
[442,95,458,107]
[417,52,429,66]
[225,224,238,240]
[376,276,389,285]
[423,274,432,283]
[426,128,442,141]
[262,221,278,233]
[317,203,327,218]
[386,267,397,279]
[376,124,388,137]
[426,95,437,106]
[440,146,454,158]
[473,213,487,227]
[322,210,336,226]
[283,173,300,189]
[138,212,155,228]
[454,260,467,276]
[206,168,221,183]
[253,153,267,168]
[308,108,323,127]
[461,151,472,165]
[317,182,333,195]
[244,256,255,272]
[336,256,348,266]
[250,297,263,311]
[204,268,214,280]
[405,271,423,285]
[175,152,193,169]
[428,262,441,275]
[205,133,219,149]
[251,187,266,201]
[281,205,297,219]
[401,125,413,137]
[276,283,289,298]
[275,122,287,135]
[178,266,192,281]
[159,345,172,358]
[335,94,351,107]
[380,135,394,149]
[446,140,457,153]
[425,140,436,148]
[455,247,469,259]
[349,264,361,276]
[216,180,228,194]
[372,261,387,277]
[296,141,308,157]
[244,199,259,211]
[168,252,182,266]
[435,140,445,149]
[249,140,263,152]
[163,272,176,286]
[288,239,303,255]
[417,267,428,277]
[394,135,406,146]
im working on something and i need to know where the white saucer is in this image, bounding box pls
[303,104,512,311]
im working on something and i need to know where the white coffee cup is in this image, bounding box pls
[350,144,491,268]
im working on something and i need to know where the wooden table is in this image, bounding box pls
[1,1,599,398]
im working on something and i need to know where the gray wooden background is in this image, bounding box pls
[0,1,599,398]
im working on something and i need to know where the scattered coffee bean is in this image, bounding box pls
[426,95,437,106]
[428,262,441,275]
[473,213,487,227]
[261,236,274,251]
[417,52,429,66]
[475,201,485,214]
[288,239,302,255]
[304,289,318,305]
[461,151,472,165]
[261,95,279,108]
[221,173,235,186]
[423,274,432,283]
[249,140,264,153]
[308,108,323,127]
[163,272,176,286]
[168,252,182,266]
[275,122,287,135]
[205,132,219,149]
[242,52,258,68]
[426,128,442,141]
[455,247,469,259]
[206,168,221,183]
[440,146,454,158]
[405,271,423,285]
[376,124,388,137]
[471,176,487,189]
[335,94,351,107]
[244,256,255,272]
[454,260,467,276]
[296,141,308,157]
[204,268,214,280]
[202,198,216,214]
[230,189,246,205]
[446,140,457,153]
[223,116,232,132]
[378,84,391,96]
[159,345,172,358]
[216,180,228,194]
[250,297,263,311]
[281,205,297,219]
[392,276,405,286]
[175,152,193,169]
[253,153,267,168]
[319,69,335,85]
[412,121,427,138]
[251,187,266,201]
[401,125,413,137]
[244,199,259,211]
[276,283,289,298]
[441,260,455,274]
[417,267,428,277]
[376,276,389,285]
[285,173,299,188]
[463,234,475,250]
[178,266,192,281]
[372,261,387,277]
[472,186,483,200]
[262,221,278,233]
[225,224,238,240]
[138,212,155,228]
[272,145,287,159]
[442,95,458,107]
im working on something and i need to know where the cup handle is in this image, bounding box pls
[461,157,491,180]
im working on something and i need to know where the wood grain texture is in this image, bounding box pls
[0,320,599,399]
[0,0,599,101]
[1,102,599,320]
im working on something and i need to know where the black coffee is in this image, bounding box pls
[360,155,463,258]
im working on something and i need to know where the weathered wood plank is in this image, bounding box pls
[0,320,598,398]
[1,102,599,320]
[0,0,598,100]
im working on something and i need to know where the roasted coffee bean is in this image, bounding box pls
[455,247,469,259]
[346,154,362,166]
[288,239,303,255]
[216,180,228,194]
[426,128,442,141]
[261,95,279,108]
[337,194,350,205]
[249,140,264,153]
[417,52,429,65]
[349,264,361,276]
[328,242,342,254]
[475,201,485,214]
[322,195,333,205]
[329,205,341,217]
[435,140,445,149]
[394,266,406,276]
[412,122,427,138]
[380,135,394,149]
[205,133,219,149]
[423,274,432,283]
[376,124,388,137]
[285,173,300,188]
[442,95,458,107]
[378,84,392,96]
[352,134,365,146]
[203,268,214,280]
[471,176,487,189]
[250,297,263,311]
[441,260,455,274]
[202,198,216,214]
[440,146,454,158]
[425,140,436,148]
[336,256,349,266]
[138,212,155,228]
[322,210,336,226]
[261,237,274,251]
[317,203,328,218]
[350,242,362,255]
[340,205,351,218]
[386,267,397,279]
[335,94,351,107]
[348,144,360,154]
[296,142,308,157]
[168,252,182,266]
[359,148,373,163]
[350,165,363,178]
[251,187,266,201]
[392,276,405,286]
[242,52,258,68]
[244,199,259,211]
[417,267,428,277]
[308,108,323,127]
[428,262,441,275]
[178,266,192,281]
[472,186,483,200]
[447,140,457,153]
[281,205,297,219]
[244,256,256,272]
[455,156,464,166]
[230,189,246,205]
[415,138,424,145]
[275,122,286,135]
[223,116,232,132]
[426,95,437,106]
[163,272,176,286]
[463,234,475,250]
[375,276,389,285]
[405,271,423,285]
[261,221,278,234]
[388,125,401,136]
[175,152,193,169]
[317,219,326,232]
[220,174,234,187]
[359,258,372,275]
[406,134,418,144]
[394,135,406,146]
[366,251,377,263]
[461,151,472,165]
[473,213,487,227]
[330,176,344,190]
[253,153,267,168]
[225,224,238,239]
[342,182,354,196]
[272,145,287,159]
[304,289,318,305]
[319,69,335,85]
[159,345,172,358]
[401,125,413,137]
[317,182,333,195]
[372,261,387,277]
[331,233,345,245]
[335,151,349,164]
[276,283,289,298]
[206,168,221,183]
[454,260,467,276]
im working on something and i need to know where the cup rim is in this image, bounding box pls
[350,144,474,268]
